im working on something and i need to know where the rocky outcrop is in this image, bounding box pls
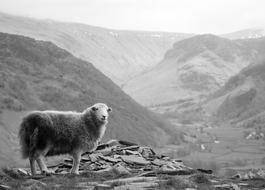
[2,140,265,189]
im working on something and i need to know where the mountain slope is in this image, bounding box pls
[0,12,192,85]
[222,27,265,39]
[0,32,182,166]
[124,34,256,110]
[204,38,265,124]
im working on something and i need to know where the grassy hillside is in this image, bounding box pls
[205,58,265,124]
[0,12,192,85]
[0,32,182,166]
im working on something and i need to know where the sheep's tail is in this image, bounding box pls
[18,120,30,159]
[18,118,38,159]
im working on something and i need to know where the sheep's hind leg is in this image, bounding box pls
[29,157,37,176]
[70,150,82,175]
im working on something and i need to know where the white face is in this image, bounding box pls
[91,103,112,123]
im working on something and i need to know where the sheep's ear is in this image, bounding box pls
[92,107,98,111]
[107,107,112,112]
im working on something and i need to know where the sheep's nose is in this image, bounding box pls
[102,116,106,120]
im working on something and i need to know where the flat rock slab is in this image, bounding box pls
[125,150,141,156]
[119,155,150,165]
[96,147,113,156]
[117,146,139,151]
[98,155,121,163]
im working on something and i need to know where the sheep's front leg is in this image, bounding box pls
[70,150,82,174]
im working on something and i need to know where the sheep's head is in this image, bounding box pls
[91,103,112,123]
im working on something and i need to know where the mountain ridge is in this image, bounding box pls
[0,12,193,85]
[222,27,265,39]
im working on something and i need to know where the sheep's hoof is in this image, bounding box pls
[70,170,80,175]
[42,170,53,176]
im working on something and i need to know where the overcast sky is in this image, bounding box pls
[0,0,264,34]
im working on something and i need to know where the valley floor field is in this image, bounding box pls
[156,121,265,176]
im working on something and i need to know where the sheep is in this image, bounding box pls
[18,103,112,176]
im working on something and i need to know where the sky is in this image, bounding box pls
[0,0,264,34]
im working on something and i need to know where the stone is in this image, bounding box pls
[83,163,98,170]
[125,150,141,156]
[81,156,91,162]
[97,147,113,156]
[89,153,102,162]
[139,147,156,159]
[231,174,241,179]
[244,171,256,179]
[257,169,265,178]
[91,166,112,174]
[59,170,68,175]
[112,163,131,175]
[171,159,183,163]
[105,139,121,147]
[196,168,213,174]
[237,182,248,186]
[161,155,171,160]
[161,164,177,171]
[171,161,186,170]
[47,165,59,173]
[96,144,110,151]
[64,158,72,163]
[59,162,72,168]
[119,155,150,165]
[0,184,11,189]
[16,168,29,175]
[99,155,121,163]
[118,140,138,146]
[118,145,139,151]
[231,184,240,190]
[151,159,167,166]
[214,183,241,190]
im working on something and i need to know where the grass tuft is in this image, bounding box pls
[157,176,194,190]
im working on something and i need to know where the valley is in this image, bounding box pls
[0,12,265,177]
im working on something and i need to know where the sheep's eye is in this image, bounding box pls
[92,107,98,111]
[107,107,112,112]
